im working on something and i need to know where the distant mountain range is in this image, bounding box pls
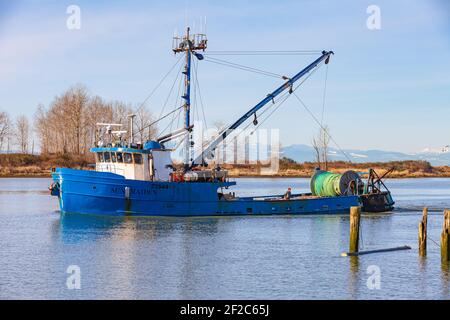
[281,144,450,166]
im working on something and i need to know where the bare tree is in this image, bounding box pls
[15,115,30,153]
[33,84,158,155]
[135,106,157,144]
[312,125,330,170]
[66,85,89,154]
[0,111,11,152]
[34,104,50,154]
[312,136,322,168]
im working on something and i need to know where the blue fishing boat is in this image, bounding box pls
[50,28,393,216]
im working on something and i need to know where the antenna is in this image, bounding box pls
[184,0,189,29]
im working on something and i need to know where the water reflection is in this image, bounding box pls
[441,261,449,298]
[57,213,221,243]
[348,256,360,299]
[3,177,450,299]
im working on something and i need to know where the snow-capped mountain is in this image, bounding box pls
[281,144,450,166]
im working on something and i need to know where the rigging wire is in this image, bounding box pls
[136,105,184,138]
[192,59,200,123]
[204,50,322,56]
[320,64,329,126]
[292,91,353,163]
[243,61,324,136]
[204,60,324,149]
[218,58,352,165]
[192,58,208,129]
[157,58,185,121]
[173,64,185,132]
[134,54,184,116]
[158,106,183,139]
[155,61,185,138]
[133,59,182,137]
[203,56,285,79]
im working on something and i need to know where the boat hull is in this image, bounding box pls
[51,168,361,217]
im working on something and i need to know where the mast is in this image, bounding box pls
[173,27,207,170]
[192,50,334,166]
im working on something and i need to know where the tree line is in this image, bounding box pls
[0,84,157,155]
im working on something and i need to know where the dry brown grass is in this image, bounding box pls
[0,153,94,177]
[1,153,449,178]
[220,158,450,178]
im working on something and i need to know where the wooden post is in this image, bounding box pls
[441,209,450,262]
[349,206,361,253]
[419,207,428,257]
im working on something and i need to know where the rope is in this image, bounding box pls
[428,236,441,248]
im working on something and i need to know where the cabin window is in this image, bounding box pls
[104,152,111,162]
[111,152,117,163]
[124,153,133,164]
[98,152,105,162]
[116,152,123,163]
[134,153,143,165]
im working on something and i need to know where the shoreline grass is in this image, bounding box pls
[1,153,449,179]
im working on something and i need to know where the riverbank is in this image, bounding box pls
[223,160,450,178]
[1,153,450,178]
[0,153,91,177]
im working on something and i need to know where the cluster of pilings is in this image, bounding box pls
[342,206,450,263]
[418,208,450,262]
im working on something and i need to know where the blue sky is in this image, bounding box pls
[0,0,449,153]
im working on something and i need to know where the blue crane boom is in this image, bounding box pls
[192,50,334,166]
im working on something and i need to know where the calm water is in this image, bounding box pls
[0,177,449,300]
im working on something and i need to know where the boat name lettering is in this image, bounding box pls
[111,185,169,195]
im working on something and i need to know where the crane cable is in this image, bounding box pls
[247,61,324,135]
[321,64,329,126]
[203,56,286,79]
[292,92,353,163]
[205,59,325,150]
[218,58,353,165]
[204,50,322,56]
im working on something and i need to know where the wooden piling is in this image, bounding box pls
[349,206,361,253]
[419,207,428,257]
[441,209,450,262]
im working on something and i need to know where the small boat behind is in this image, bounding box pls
[359,168,395,212]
